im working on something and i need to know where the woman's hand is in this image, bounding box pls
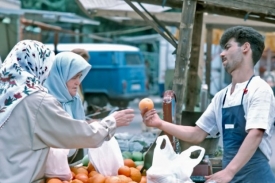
[112,109,135,127]
[141,109,162,128]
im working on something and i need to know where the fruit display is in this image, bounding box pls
[115,132,157,153]
[46,159,147,183]
[45,98,158,183]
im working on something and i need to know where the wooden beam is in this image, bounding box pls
[206,24,275,33]
[205,26,213,98]
[172,0,197,124]
[89,9,181,23]
[198,3,275,24]
[185,11,204,111]
[204,14,275,28]
[201,0,275,16]
[119,19,180,26]
[94,26,152,36]
[131,0,183,8]
[21,17,62,31]
[21,17,112,42]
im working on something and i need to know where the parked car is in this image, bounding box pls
[46,43,149,108]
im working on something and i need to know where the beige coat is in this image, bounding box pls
[0,91,116,183]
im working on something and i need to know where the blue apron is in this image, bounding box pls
[222,76,275,183]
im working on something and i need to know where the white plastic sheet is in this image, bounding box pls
[45,148,71,180]
[88,137,124,176]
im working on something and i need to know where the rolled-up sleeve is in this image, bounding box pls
[33,93,116,150]
[196,93,221,137]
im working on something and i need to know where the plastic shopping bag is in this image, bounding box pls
[147,135,205,183]
[45,148,72,180]
[88,136,124,176]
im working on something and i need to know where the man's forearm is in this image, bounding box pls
[225,129,264,175]
[159,120,208,144]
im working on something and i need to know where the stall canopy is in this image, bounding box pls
[75,0,275,50]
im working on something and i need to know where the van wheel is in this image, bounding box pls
[86,94,108,107]
[109,100,129,109]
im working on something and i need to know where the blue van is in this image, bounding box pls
[46,43,148,108]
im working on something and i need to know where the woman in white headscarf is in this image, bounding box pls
[0,40,134,183]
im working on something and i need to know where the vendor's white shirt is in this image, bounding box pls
[196,76,275,160]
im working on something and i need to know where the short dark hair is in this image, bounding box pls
[220,26,265,65]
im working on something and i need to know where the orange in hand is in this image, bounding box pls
[139,98,154,112]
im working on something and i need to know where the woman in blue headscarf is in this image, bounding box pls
[44,51,90,121]
[43,52,90,180]
[43,52,135,181]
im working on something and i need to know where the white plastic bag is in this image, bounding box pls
[88,137,124,176]
[147,135,205,183]
[45,148,72,180]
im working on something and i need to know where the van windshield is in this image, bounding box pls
[125,53,142,65]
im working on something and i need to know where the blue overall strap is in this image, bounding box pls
[240,75,254,105]
[222,75,255,106]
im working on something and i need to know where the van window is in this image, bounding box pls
[125,53,142,65]
[89,52,115,65]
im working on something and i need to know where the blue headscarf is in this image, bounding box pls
[44,52,91,120]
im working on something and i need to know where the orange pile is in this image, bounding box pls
[47,160,147,183]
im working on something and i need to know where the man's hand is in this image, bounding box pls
[141,108,162,128]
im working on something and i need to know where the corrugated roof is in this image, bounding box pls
[78,0,171,12]
[0,8,100,25]
[0,0,21,10]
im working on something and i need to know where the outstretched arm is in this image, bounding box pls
[142,109,208,144]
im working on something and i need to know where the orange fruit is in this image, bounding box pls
[72,180,84,183]
[87,162,96,173]
[104,176,121,183]
[129,168,142,183]
[88,174,106,183]
[118,166,131,177]
[135,166,146,176]
[88,170,99,178]
[138,98,154,112]
[75,173,89,183]
[118,175,131,183]
[76,167,89,176]
[62,181,70,183]
[70,167,78,175]
[124,159,136,168]
[72,171,76,179]
[47,178,63,183]
[140,176,147,183]
[136,165,143,171]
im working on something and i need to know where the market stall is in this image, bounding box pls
[64,1,275,182]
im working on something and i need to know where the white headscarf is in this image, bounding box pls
[0,40,55,128]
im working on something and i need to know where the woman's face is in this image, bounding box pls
[66,72,82,96]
